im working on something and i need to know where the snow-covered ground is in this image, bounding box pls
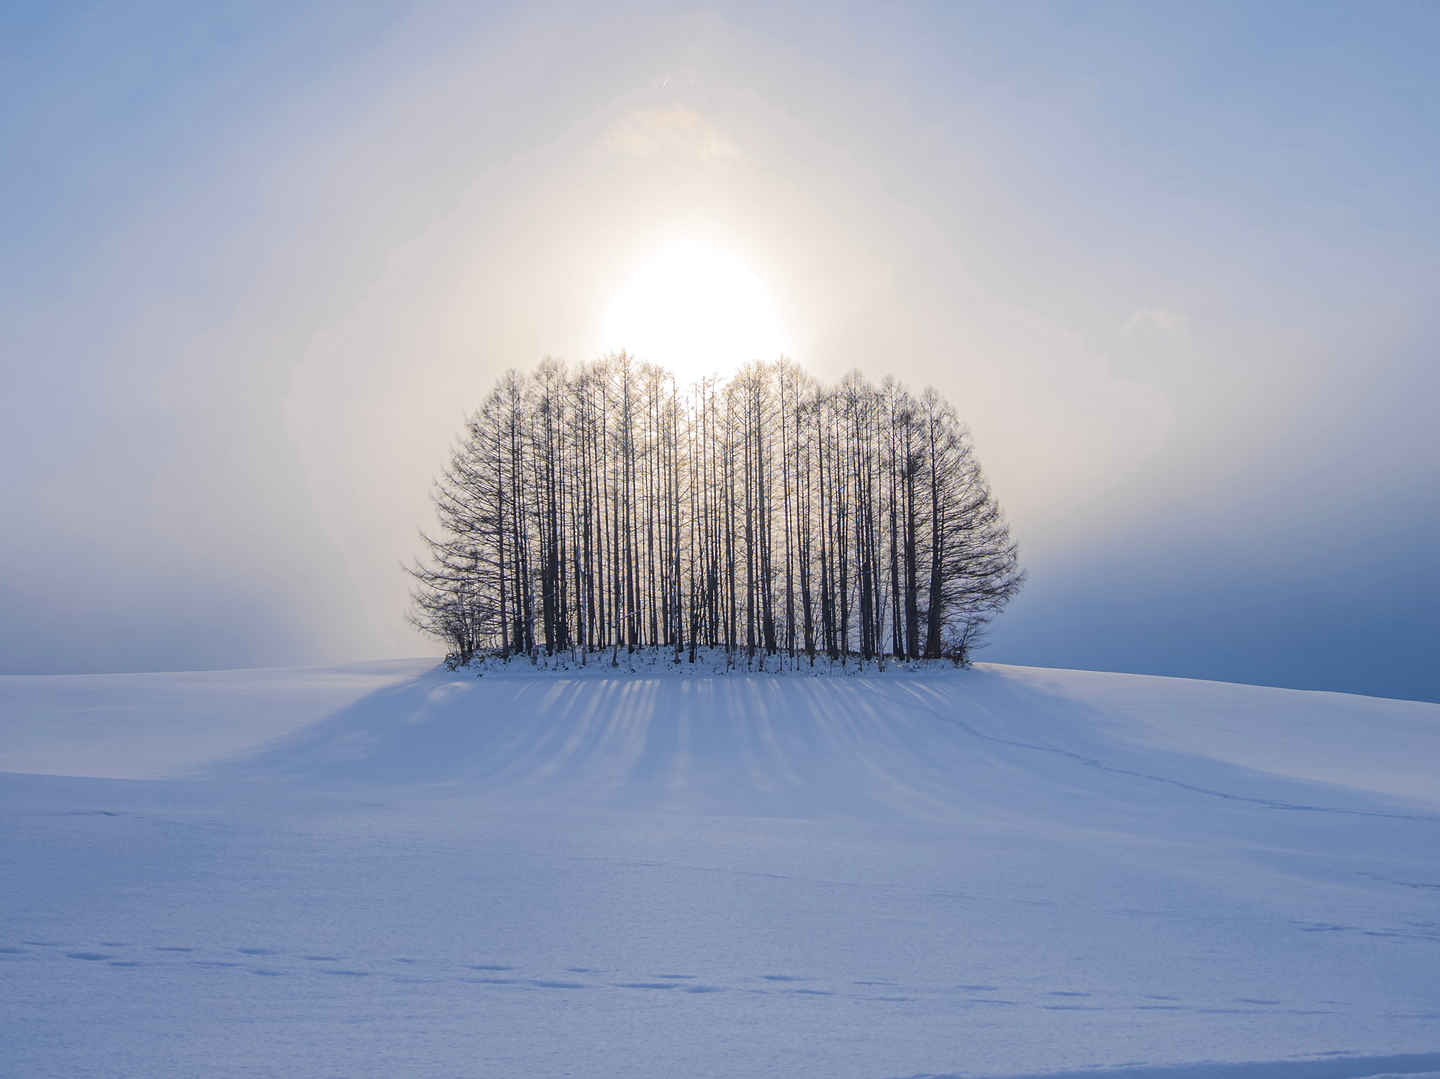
[2,660,1438,1079]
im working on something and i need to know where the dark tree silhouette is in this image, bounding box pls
[410,358,1023,668]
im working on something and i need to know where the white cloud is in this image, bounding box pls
[605,106,740,161]
[1122,307,1189,337]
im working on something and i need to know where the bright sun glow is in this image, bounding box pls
[597,233,789,382]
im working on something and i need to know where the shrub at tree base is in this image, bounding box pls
[410,357,1023,670]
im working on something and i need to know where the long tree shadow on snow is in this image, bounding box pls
[208,664,1437,833]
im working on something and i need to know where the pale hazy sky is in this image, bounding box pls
[3,2,1437,700]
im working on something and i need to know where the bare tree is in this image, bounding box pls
[410,358,1022,667]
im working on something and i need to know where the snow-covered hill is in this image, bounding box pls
[2,661,1438,1079]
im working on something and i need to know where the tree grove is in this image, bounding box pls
[410,356,1023,668]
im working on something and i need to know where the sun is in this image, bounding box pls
[597,231,789,383]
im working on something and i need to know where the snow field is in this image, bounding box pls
[2,661,1437,1077]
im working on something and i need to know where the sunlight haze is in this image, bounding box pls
[2,2,1436,700]
[594,227,792,382]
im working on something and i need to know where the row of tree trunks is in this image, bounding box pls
[410,357,1023,666]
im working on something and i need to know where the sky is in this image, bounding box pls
[2,2,1437,701]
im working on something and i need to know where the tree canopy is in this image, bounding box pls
[410,357,1023,669]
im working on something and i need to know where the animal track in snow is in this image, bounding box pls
[6,935,1392,1027]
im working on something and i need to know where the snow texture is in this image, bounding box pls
[2,659,1438,1078]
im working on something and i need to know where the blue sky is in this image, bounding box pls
[2,2,1436,700]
